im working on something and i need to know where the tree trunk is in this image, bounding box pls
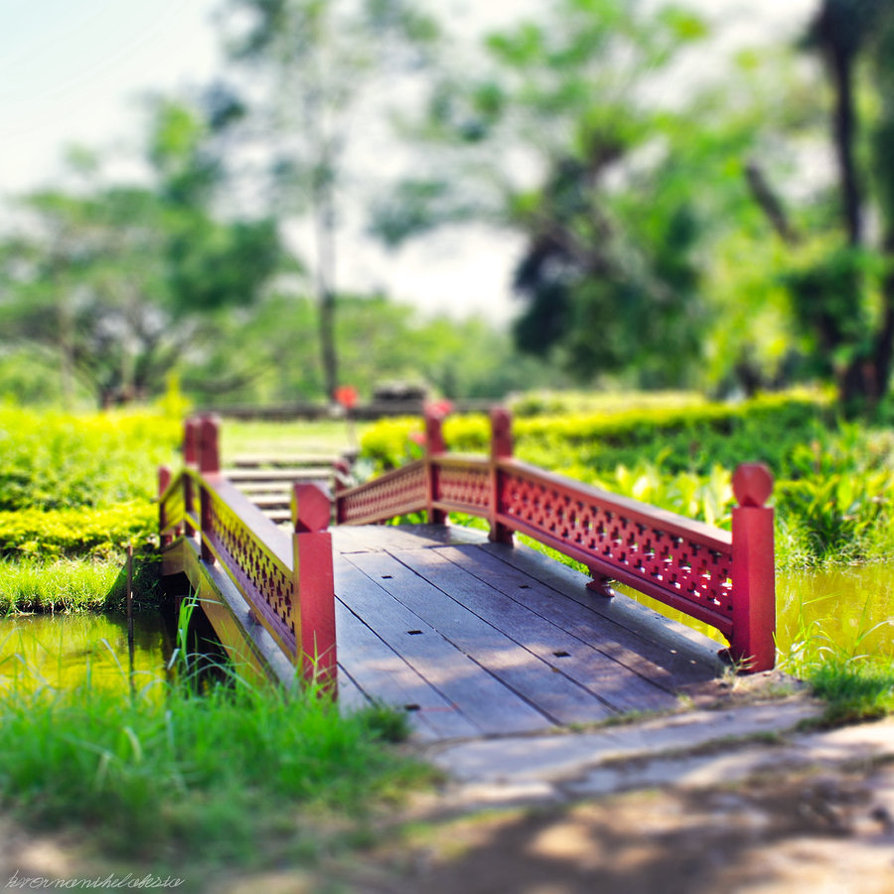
[827,36,869,408]
[829,42,863,247]
[312,160,339,402]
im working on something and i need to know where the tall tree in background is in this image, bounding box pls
[756,0,894,410]
[0,100,281,407]
[371,0,716,388]
[218,0,438,400]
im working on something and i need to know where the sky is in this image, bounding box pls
[0,0,817,324]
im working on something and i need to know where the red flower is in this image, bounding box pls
[335,385,358,409]
[426,399,453,417]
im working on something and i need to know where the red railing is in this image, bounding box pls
[159,416,336,691]
[335,406,776,672]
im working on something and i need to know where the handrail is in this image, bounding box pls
[159,415,337,692]
[334,405,776,672]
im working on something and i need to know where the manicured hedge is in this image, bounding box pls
[0,408,180,512]
[0,502,158,558]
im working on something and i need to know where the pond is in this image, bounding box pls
[620,563,894,662]
[0,611,174,695]
[775,565,894,660]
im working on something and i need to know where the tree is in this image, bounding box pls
[216,0,439,400]
[745,0,894,410]
[370,0,723,388]
[0,101,281,407]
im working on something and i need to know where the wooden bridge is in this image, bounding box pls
[158,409,776,741]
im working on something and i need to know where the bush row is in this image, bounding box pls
[0,502,158,559]
[359,391,833,475]
[357,391,894,567]
[0,408,181,512]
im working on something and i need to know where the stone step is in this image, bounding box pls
[250,494,292,510]
[223,467,333,483]
[231,453,341,468]
[233,481,294,495]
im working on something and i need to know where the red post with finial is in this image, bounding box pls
[158,465,172,546]
[424,404,448,525]
[333,458,351,525]
[489,407,514,545]
[291,483,337,695]
[183,417,199,537]
[198,415,220,564]
[728,463,776,672]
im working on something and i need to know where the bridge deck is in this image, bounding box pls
[331,524,724,741]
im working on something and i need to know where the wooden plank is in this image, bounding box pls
[477,539,725,673]
[344,550,617,725]
[333,599,479,741]
[439,543,718,689]
[391,547,678,714]
[235,482,294,495]
[330,522,487,555]
[335,559,552,736]
[336,666,371,714]
[248,494,292,509]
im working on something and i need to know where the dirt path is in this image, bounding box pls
[327,759,894,894]
[3,712,893,893]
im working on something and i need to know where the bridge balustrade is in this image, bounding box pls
[335,406,776,673]
[158,415,336,691]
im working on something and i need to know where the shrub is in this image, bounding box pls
[0,502,157,558]
[0,408,180,512]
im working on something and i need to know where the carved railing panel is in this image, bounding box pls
[336,460,427,525]
[160,476,185,539]
[158,416,338,688]
[495,461,734,635]
[432,456,491,515]
[201,478,296,656]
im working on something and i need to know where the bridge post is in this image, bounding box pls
[332,458,351,525]
[727,463,776,672]
[291,483,337,696]
[158,465,172,546]
[198,415,220,565]
[489,407,514,545]
[424,405,448,525]
[183,418,199,537]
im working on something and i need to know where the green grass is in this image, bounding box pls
[778,589,894,724]
[0,555,161,614]
[0,654,429,872]
[219,417,367,458]
[806,658,894,725]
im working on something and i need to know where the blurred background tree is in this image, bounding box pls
[743,0,894,411]
[370,0,764,390]
[214,0,440,400]
[6,0,894,412]
[0,100,281,408]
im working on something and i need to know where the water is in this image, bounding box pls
[0,612,174,695]
[615,564,894,661]
[775,566,894,660]
[2,565,891,691]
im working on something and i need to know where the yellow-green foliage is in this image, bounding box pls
[359,391,831,472]
[0,407,178,558]
[357,390,894,568]
[0,502,158,558]
[0,407,181,511]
